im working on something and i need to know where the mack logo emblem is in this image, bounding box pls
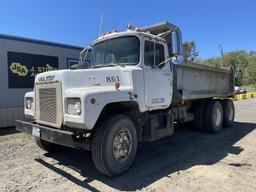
[38,75,55,82]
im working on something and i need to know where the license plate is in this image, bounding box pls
[32,126,40,137]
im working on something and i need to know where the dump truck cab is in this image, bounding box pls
[24,22,184,130]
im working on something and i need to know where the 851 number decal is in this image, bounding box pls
[106,76,120,82]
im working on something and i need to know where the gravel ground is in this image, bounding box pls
[0,99,256,192]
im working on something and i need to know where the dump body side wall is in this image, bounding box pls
[172,63,234,103]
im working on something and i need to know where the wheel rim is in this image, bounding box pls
[113,128,132,163]
[214,107,222,126]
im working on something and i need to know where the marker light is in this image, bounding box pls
[135,28,142,32]
[115,81,120,90]
[91,98,96,104]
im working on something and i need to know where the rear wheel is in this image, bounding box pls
[193,101,206,131]
[204,100,223,133]
[35,138,64,152]
[221,99,235,127]
[92,114,137,177]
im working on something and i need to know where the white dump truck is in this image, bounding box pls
[16,21,235,177]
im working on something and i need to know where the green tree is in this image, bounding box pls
[246,58,256,85]
[223,50,249,86]
[183,41,199,64]
[182,39,256,87]
[200,50,255,86]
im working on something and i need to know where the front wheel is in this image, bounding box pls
[92,114,137,177]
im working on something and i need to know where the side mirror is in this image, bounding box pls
[171,31,179,56]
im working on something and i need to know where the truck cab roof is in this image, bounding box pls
[141,21,180,35]
[92,21,181,46]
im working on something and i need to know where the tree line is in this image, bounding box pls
[183,41,256,87]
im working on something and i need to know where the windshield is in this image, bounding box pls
[90,36,140,68]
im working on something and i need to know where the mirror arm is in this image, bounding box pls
[79,47,90,65]
[153,57,173,69]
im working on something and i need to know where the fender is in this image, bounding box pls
[63,87,140,130]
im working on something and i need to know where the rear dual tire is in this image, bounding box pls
[221,99,235,127]
[193,101,206,131]
[204,100,223,133]
[193,99,234,133]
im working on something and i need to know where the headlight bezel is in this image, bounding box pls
[25,97,33,109]
[67,98,82,116]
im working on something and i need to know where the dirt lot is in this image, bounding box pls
[0,99,256,192]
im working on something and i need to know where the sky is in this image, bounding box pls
[0,0,255,59]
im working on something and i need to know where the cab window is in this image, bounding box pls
[155,43,165,66]
[144,41,154,66]
[144,40,165,67]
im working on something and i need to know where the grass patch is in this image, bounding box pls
[241,84,256,92]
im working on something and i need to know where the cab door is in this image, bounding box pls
[143,38,172,110]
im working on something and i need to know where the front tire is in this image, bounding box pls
[92,114,137,177]
[205,100,223,133]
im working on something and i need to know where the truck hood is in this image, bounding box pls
[35,66,136,90]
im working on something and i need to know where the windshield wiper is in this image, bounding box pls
[91,63,126,69]
[105,63,125,67]
[91,64,104,69]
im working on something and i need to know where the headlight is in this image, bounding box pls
[25,98,33,109]
[67,98,82,115]
[74,101,81,114]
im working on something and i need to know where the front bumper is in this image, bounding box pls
[16,120,91,150]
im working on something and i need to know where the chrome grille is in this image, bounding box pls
[39,88,57,124]
[35,82,62,128]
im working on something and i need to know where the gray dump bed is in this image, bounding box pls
[173,63,234,102]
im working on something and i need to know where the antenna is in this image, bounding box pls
[99,10,104,36]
